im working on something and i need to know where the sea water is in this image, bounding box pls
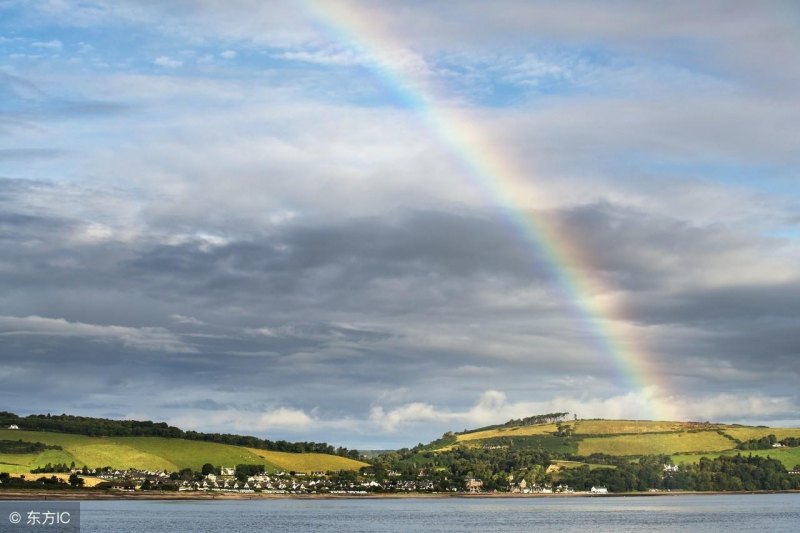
[78,494,800,532]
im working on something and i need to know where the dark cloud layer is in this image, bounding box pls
[1,175,798,445]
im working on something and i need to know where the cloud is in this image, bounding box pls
[153,56,183,68]
[370,403,447,432]
[169,314,205,326]
[370,389,797,433]
[0,315,195,353]
[0,149,64,160]
[258,407,314,429]
[169,407,316,434]
[275,47,364,66]
[31,39,62,50]
[1,0,799,448]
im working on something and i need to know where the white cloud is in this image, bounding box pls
[169,314,205,326]
[258,407,313,429]
[153,56,182,68]
[369,389,797,432]
[275,47,364,66]
[370,403,448,432]
[220,50,237,59]
[171,407,315,433]
[32,40,62,50]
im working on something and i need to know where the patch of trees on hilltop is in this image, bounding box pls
[464,412,570,434]
[0,412,360,459]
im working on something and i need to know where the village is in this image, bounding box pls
[63,465,609,495]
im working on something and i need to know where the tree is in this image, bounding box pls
[201,463,215,476]
[68,473,84,487]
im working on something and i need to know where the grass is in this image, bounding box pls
[477,435,578,454]
[673,447,800,470]
[65,441,176,471]
[577,431,734,456]
[455,423,558,443]
[438,431,575,454]
[573,420,698,435]
[0,430,365,474]
[112,437,272,471]
[0,454,40,472]
[719,427,800,442]
[551,460,615,471]
[247,449,368,473]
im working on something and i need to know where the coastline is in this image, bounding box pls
[1,489,798,501]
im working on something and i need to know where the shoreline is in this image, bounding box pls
[1,489,798,501]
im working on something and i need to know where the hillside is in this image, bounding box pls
[430,418,800,469]
[0,429,367,474]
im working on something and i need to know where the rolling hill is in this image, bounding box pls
[430,418,800,469]
[0,429,367,474]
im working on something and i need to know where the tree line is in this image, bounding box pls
[465,412,570,434]
[736,434,800,450]
[0,439,62,454]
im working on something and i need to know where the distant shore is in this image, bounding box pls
[1,489,799,501]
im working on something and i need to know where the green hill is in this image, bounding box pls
[0,429,367,474]
[431,418,800,469]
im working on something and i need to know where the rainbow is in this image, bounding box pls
[302,1,665,418]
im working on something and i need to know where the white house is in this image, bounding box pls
[8,425,19,430]
[591,486,608,494]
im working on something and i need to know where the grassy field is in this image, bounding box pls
[0,430,365,474]
[112,437,272,471]
[248,449,368,473]
[576,431,734,456]
[550,460,615,471]
[438,431,574,454]
[475,435,577,454]
[573,420,698,435]
[455,423,558,443]
[439,419,800,460]
[432,419,800,462]
[719,427,800,442]
[673,447,800,470]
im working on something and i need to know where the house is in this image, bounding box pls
[530,483,552,494]
[465,478,483,493]
[220,467,235,477]
[7,425,19,430]
[663,464,679,472]
[590,486,608,494]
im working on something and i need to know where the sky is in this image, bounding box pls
[1,0,800,449]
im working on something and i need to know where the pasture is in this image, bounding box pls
[0,429,364,474]
[576,431,734,456]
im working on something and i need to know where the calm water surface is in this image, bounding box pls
[80,494,800,532]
